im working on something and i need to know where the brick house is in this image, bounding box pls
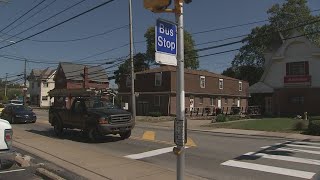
[52,62,109,108]
[27,68,56,107]
[249,32,320,116]
[118,66,249,116]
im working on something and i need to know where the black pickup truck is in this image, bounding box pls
[49,97,134,141]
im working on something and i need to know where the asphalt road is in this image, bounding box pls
[10,110,320,180]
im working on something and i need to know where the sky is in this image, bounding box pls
[0,0,319,87]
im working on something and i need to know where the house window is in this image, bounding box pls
[225,98,228,104]
[289,96,304,104]
[210,97,215,106]
[286,61,309,76]
[219,79,224,89]
[200,76,205,88]
[239,81,242,91]
[199,97,203,104]
[43,82,49,88]
[126,76,131,87]
[155,73,162,86]
[233,98,236,105]
[154,95,161,106]
[42,96,48,101]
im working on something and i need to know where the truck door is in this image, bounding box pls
[69,99,85,128]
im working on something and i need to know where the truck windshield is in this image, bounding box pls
[85,100,116,109]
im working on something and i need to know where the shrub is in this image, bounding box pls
[228,115,242,122]
[216,114,228,122]
[231,107,240,115]
[148,112,162,117]
[307,120,320,135]
[293,121,306,131]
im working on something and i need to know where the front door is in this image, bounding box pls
[189,96,194,112]
[265,97,273,115]
[237,98,240,107]
[217,98,222,108]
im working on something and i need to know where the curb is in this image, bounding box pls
[36,168,66,180]
[136,123,320,141]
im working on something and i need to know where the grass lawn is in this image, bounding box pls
[207,118,308,133]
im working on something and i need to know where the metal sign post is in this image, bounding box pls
[175,1,185,180]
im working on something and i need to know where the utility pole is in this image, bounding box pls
[23,58,27,105]
[4,73,7,98]
[175,1,185,180]
[129,0,136,120]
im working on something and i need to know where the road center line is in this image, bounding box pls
[0,169,26,174]
[244,152,320,165]
[221,160,315,179]
[125,146,189,160]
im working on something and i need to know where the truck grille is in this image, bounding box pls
[110,115,131,124]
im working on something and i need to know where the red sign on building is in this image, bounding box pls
[284,75,311,84]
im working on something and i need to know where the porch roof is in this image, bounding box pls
[249,82,274,94]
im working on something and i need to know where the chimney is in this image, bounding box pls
[83,66,89,89]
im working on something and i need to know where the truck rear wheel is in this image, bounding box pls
[53,119,63,137]
[120,130,131,140]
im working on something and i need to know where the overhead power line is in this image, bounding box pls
[0,0,117,50]
[30,24,129,43]
[4,0,58,34]
[0,0,88,44]
[192,8,320,36]
[0,0,47,33]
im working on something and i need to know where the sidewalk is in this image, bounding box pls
[13,129,202,180]
[136,120,320,141]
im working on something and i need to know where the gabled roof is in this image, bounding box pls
[58,62,108,83]
[136,66,244,82]
[29,68,56,80]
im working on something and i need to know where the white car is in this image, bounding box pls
[8,100,23,106]
[0,118,15,169]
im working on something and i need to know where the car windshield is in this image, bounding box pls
[12,105,30,112]
[85,100,117,109]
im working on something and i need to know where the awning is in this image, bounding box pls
[249,82,274,94]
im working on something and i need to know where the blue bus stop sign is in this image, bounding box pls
[156,19,177,55]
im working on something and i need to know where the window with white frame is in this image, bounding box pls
[42,96,48,101]
[239,81,242,91]
[199,97,203,104]
[210,97,215,106]
[154,95,161,106]
[155,73,162,86]
[200,76,205,88]
[219,79,224,89]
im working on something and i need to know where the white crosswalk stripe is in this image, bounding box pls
[222,141,320,179]
[222,160,315,179]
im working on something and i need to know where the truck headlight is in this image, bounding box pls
[98,117,108,124]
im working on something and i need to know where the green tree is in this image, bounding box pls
[226,0,320,84]
[222,66,264,85]
[144,27,199,69]
[114,53,149,84]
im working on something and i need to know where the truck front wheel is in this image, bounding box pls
[53,119,63,137]
[120,130,131,140]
